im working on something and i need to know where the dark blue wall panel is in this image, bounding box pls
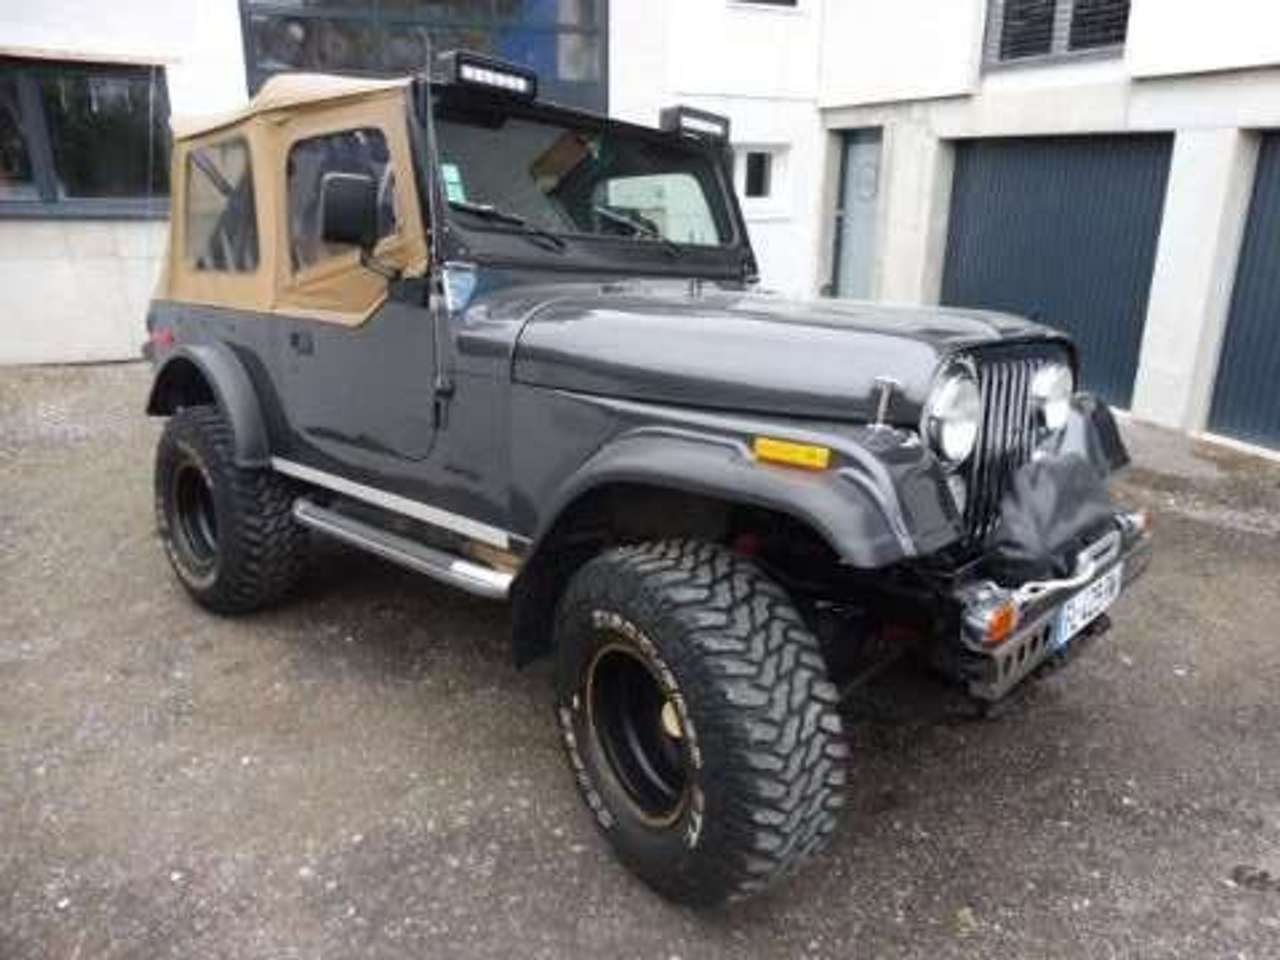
[1209,134,1280,447]
[942,135,1172,407]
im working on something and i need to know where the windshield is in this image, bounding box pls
[432,102,734,248]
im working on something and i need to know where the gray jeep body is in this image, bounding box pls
[145,66,1148,703]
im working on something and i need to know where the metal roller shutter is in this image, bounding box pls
[942,135,1173,407]
[1208,134,1280,448]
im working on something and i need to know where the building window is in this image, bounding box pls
[0,58,169,218]
[240,0,609,114]
[186,138,258,272]
[744,152,772,198]
[734,145,788,216]
[985,0,1130,67]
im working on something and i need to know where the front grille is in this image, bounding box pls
[962,348,1059,544]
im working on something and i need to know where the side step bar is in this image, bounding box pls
[292,498,514,600]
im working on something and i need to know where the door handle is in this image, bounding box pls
[289,331,314,355]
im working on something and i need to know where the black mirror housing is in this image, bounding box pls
[320,172,379,251]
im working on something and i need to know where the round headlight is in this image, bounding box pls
[1031,363,1074,432]
[924,368,981,466]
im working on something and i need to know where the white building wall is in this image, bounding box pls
[1127,0,1280,79]
[819,0,985,108]
[0,0,246,365]
[610,0,827,298]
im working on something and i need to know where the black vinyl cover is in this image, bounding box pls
[987,453,1117,583]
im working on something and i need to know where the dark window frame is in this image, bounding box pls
[0,57,170,220]
[983,0,1130,70]
[237,0,610,114]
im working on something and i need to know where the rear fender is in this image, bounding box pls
[146,344,269,468]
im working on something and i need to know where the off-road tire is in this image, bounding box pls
[554,540,848,905]
[154,405,307,614]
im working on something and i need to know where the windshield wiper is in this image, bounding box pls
[592,205,683,259]
[447,200,566,252]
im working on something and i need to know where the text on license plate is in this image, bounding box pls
[1053,563,1123,649]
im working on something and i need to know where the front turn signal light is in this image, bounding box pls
[752,437,832,471]
[983,600,1020,647]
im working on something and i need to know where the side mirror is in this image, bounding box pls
[320,172,378,251]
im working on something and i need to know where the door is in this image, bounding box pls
[941,134,1173,408]
[831,129,882,299]
[1208,133,1280,448]
[275,125,438,478]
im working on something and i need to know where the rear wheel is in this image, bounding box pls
[154,406,307,613]
[554,540,848,905]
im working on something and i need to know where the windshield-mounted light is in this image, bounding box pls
[659,106,731,143]
[444,50,537,101]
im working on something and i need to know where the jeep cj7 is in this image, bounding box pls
[145,53,1152,905]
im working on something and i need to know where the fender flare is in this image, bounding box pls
[526,426,934,572]
[146,344,270,468]
[508,426,953,667]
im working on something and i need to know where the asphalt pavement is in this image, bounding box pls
[2,363,1279,959]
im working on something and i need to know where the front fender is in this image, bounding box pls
[146,344,270,468]
[530,424,961,570]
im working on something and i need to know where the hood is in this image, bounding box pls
[510,283,1071,423]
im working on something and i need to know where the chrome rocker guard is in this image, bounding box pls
[954,511,1153,701]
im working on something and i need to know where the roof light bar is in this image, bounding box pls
[660,106,731,143]
[442,50,537,101]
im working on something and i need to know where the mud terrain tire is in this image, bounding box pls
[554,540,848,905]
[155,406,306,614]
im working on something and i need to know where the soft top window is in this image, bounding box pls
[287,127,398,271]
[185,138,258,272]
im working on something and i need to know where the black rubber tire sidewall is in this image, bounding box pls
[154,406,306,614]
[155,413,228,593]
[554,541,848,906]
[557,602,710,898]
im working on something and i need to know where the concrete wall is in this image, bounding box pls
[819,0,985,108]
[0,221,167,365]
[1,0,247,366]
[1127,0,1280,79]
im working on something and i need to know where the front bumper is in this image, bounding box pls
[951,510,1153,701]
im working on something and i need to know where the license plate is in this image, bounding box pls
[1053,563,1123,650]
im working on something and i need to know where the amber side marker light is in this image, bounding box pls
[983,600,1020,647]
[752,437,832,471]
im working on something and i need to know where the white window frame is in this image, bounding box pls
[733,144,790,222]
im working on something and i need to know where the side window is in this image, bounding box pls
[186,138,258,272]
[287,128,398,272]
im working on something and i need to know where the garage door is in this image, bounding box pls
[1208,134,1280,447]
[942,135,1173,408]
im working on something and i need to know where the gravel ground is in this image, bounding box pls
[2,362,1279,959]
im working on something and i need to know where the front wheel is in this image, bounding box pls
[154,406,307,614]
[554,540,848,905]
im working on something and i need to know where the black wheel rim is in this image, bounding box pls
[173,461,218,566]
[587,644,688,824]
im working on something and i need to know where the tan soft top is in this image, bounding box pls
[171,73,412,141]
